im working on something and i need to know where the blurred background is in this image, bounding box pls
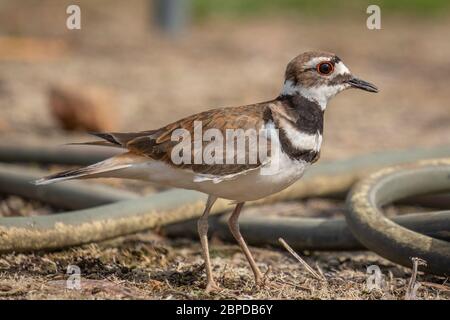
[0,0,449,161]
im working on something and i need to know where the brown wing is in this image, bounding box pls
[96,102,274,176]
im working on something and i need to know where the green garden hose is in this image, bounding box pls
[347,159,450,276]
[0,143,449,275]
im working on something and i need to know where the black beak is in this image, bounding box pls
[347,77,378,93]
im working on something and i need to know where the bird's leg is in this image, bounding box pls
[197,195,220,293]
[228,202,264,285]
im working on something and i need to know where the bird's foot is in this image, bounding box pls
[254,268,282,290]
[205,281,222,294]
[256,277,282,290]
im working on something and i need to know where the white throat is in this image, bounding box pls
[281,80,346,111]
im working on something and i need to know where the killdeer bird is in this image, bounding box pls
[36,51,378,292]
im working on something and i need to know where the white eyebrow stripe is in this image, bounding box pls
[333,61,351,76]
[305,57,332,69]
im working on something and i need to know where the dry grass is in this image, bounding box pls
[0,230,448,300]
[0,196,448,300]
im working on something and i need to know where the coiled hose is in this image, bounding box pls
[0,143,449,276]
[347,159,450,275]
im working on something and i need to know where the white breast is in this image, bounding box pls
[193,153,308,202]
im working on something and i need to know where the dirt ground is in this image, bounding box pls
[0,196,449,300]
[0,1,449,299]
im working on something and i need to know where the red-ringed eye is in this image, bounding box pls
[317,62,334,75]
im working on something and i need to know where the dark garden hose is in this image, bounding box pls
[0,143,120,166]
[346,159,450,276]
[164,211,450,251]
[0,143,449,276]
[0,164,137,210]
[1,162,449,253]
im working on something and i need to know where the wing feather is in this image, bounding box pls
[126,103,274,176]
[75,102,275,177]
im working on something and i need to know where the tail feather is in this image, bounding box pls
[66,141,120,147]
[33,157,132,185]
[89,132,122,145]
[89,131,156,146]
[63,131,158,149]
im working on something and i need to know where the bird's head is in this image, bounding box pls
[281,51,378,109]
